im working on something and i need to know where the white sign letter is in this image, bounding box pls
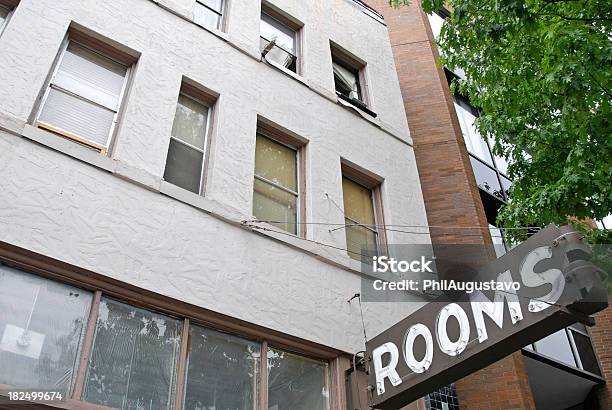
[436,303,471,356]
[520,246,565,313]
[403,324,434,374]
[470,270,523,343]
[372,342,402,396]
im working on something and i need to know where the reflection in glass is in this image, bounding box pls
[470,157,503,199]
[183,325,260,410]
[454,101,493,165]
[0,265,92,395]
[267,348,329,410]
[83,298,182,409]
[534,329,576,367]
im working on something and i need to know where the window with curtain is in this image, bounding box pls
[260,11,298,72]
[164,93,210,194]
[82,298,182,410]
[332,61,361,102]
[194,0,224,30]
[0,264,92,395]
[267,348,329,410]
[342,176,379,261]
[183,324,260,410]
[36,41,129,153]
[253,134,298,234]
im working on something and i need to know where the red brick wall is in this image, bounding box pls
[589,303,612,408]
[368,0,536,408]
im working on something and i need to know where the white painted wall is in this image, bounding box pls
[0,0,429,353]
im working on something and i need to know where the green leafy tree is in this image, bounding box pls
[390,0,612,244]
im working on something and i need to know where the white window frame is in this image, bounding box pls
[165,92,213,195]
[253,131,302,236]
[34,38,131,155]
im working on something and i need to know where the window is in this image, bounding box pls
[341,174,382,261]
[194,0,225,31]
[267,348,329,410]
[331,43,371,114]
[183,325,260,410]
[0,264,92,395]
[253,131,301,235]
[0,2,13,36]
[0,260,336,410]
[35,37,132,154]
[82,298,182,409]
[260,8,300,73]
[163,86,213,194]
[530,325,602,376]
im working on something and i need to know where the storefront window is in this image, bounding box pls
[267,348,329,410]
[183,325,260,410]
[82,298,182,409]
[0,265,92,395]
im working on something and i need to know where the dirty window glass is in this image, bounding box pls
[82,298,182,410]
[267,348,329,410]
[183,324,260,410]
[0,264,92,395]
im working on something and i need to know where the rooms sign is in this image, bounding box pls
[366,225,608,410]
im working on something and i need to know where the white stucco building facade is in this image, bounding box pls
[0,0,430,408]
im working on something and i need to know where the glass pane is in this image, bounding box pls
[260,13,295,54]
[500,175,512,200]
[194,3,221,29]
[0,265,92,395]
[427,12,444,40]
[253,178,297,234]
[171,94,209,149]
[183,325,260,410]
[254,134,297,192]
[470,157,503,199]
[534,329,576,367]
[345,218,378,261]
[267,348,329,410]
[488,224,506,258]
[83,298,182,410]
[0,6,8,29]
[342,177,375,225]
[200,0,223,13]
[571,331,601,375]
[333,62,360,101]
[53,42,127,110]
[39,87,116,147]
[260,37,297,72]
[454,101,493,165]
[164,139,204,194]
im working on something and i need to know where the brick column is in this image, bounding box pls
[589,303,612,408]
[368,1,536,408]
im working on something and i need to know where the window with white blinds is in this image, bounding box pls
[36,41,130,152]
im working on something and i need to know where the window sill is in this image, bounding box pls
[0,385,116,410]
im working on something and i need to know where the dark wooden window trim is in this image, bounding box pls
[0,240,341,409]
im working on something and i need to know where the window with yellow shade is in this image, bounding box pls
[342,176,379,261]
[253,134,299,235]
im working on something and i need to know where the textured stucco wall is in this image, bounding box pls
[0,0,429,353]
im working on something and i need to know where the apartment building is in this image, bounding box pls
[370,1,611,409]
[0,0,434,409]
